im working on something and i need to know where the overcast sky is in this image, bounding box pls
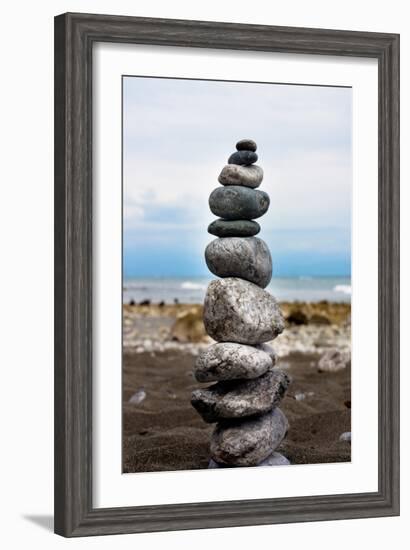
[123,76,352,278]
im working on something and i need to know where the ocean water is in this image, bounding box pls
[123,276,351,304]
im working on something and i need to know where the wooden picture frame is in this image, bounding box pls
[54,12,400,536]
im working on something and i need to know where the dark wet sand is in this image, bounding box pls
[123,350,351,473]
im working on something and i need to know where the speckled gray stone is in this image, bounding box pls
[205,237,272,288]
[191,368,290,423]
[218,164,263,188]
[209,186,270,220]
[236,138,257,152]
[210,408,289,466]
[194,342,273,382]
[254,343,277,364]
[203,278,284,344]
[228,150,258,165]
[208,219,260,238]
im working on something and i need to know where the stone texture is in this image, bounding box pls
[236,138,257,152]
[205,237,272,288]
[191,368,290,423]
[208,451,290,468]
[208,219,260,238]
[203,278,284,344]
[210,408,289,466]
[194,342,273,382]
[257,452,290,466]
[254,343,277,364]
[209,186,270,220]
[228,150,258,165]
[218,164,263,188]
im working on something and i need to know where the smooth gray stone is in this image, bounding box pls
[208,452,290,468]
[257,452,290,466]
[208,219,260,238]
[236,138,257,152]
[203,278,284,344]
[194,342,273,382]
[228,150,258,165]
[210,408,289,466]
[205,237,272,288]
[209,186,270,220]
[191,368,290,423]
[218,164,263,188]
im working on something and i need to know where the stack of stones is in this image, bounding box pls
[191,139,291,468]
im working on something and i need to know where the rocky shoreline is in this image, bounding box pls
[123,300,351,360]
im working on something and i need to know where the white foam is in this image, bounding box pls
[333,284,352,295]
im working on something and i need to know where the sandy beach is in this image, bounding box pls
[122,302,351,473]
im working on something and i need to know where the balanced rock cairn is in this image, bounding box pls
[191,139,291,468]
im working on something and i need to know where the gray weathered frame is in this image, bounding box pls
[54,12,400,537]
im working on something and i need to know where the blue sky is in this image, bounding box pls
[123,77,351,278]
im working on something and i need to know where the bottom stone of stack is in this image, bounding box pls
[209,452,290,468]
[210,408,288,467]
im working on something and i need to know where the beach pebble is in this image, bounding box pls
[236,138,257,152]
[218,164,263,188]
[194,342,273,382]
[128,388,146,404]
[208,219,260,238]
[191,368,290,423]
[228,150,258,165]
[339,431,352,442]
[318,349,351,372]
[205,237,272,288]
[209,186,270,220]
[257,452,290,466]
[210,408,289,466]
[203,278,284,344]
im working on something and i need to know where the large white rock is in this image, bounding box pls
[194,342,273,382]
[205,237,272,288]
[203,278,284,344]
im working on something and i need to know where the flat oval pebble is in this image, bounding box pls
[209,186,270,220]
[191,368,290,423]
[228,150,258,165]
[205,237,272,288]
[210,408,289,466]
[218,164,263,188]
[208,219,260,238]
[236,138,257,152]
[204,278,284,344]
[194,342,272,382]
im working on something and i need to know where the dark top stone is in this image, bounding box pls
[209,186,270,220]
[236,139,257,152]
[208,219,260,238]
[228,150,258,165]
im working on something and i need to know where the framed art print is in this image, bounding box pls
[54,13,400,536]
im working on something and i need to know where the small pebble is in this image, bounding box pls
[236,138,257,152]
[128,388,146,404]
[228,150,258,166]
[339,431,351,442]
